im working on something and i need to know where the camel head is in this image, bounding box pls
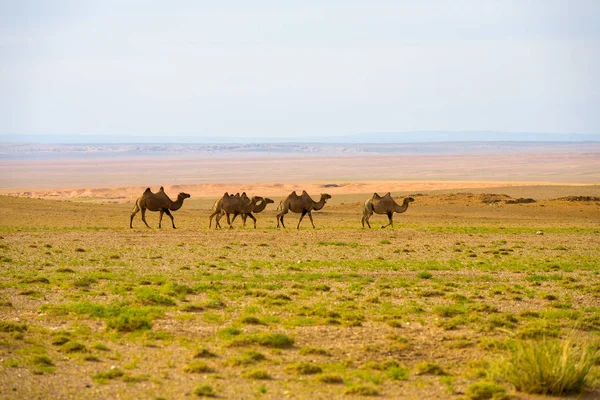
[405,197,415,204]
[250,196,264,204]
[178,192,191,200]
[320,193,332,202]
[263,198,275,204]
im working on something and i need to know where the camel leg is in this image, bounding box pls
[241,214,247,227]
[158,210,165,229]
[130,204,140,228]
[277,211,286,228]
[141,209,151,229]
[365,211,373,229]
[215,212,222,229]
[227,213,236,229]
[246,213,257,229]
[382,212,393,229]
[208,211,218,228]
[230,213,240,229]
[308,211,316,229]
[297,210,307,229]
[165,209,176,229]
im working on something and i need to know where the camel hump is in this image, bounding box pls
[373,192,381,199]
[144,188,152,194]
[159,186,165,192]
[223,192,229,197]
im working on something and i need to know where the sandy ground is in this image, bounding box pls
[1,151,598,201]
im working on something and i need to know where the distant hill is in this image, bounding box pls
[1,131,599,144]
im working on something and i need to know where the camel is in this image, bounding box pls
[239,197,275,228]
[362,192,414,229]
[276,191,331,229]
[130,187,191,229]
[209,192,249,229]
[216,194,264,229]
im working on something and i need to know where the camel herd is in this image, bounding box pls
[130,187,414,229]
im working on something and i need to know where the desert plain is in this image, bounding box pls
[0,143,599,399]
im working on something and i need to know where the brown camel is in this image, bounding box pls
[209,192,249,229]
[216,194,264,229]
[130,187,191,229]
[239,197,275,228]
[276,191,331,229]
[362,192,414,229]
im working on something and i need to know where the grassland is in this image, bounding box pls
[0,188,599,399]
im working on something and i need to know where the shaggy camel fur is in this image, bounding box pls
[209,192,249,228]
[130,187,191,229]
[216,194,264,229]
[276,191,331,229]
[362,192,414,229]
[239,197,275,228]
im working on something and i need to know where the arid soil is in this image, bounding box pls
[0,185,599,399]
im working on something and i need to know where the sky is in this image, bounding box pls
[1,1,599,140]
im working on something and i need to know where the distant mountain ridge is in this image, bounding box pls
[1,131,599,144]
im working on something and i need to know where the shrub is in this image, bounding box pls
[503,338,596,395]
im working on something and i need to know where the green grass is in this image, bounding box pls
[503,338,597,395]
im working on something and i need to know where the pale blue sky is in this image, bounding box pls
[1,1,599,139]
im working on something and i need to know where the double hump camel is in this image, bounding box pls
[276,191,331,229]
[362,192,414,229]
[210,192,273,229]
[130,187,191,229]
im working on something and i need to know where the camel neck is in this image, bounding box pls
[313,198,326,211]
[394,199,410,213]
[170,196,185,211]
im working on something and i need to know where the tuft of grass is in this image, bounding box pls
[503,338,597,395]
[344,384,380,396]
[182,361,214,374]
[93,368,125,383]
[228,350,266,366]
[106,314,152,332]
[299,347,331,356]
[285,362,322,375]
[0,321,28,332]
[60,341,88,353]
[254,332,294,348]
[516,320,560,339]
[240,316,263,325]
[415,361,446,376]
[244,368,271,380]
[318,373,344,384]
[417,271,432,279]
[51,335,70,346]
[194,347,217,359]
[193,384,216,397]
[465,381,509,400]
